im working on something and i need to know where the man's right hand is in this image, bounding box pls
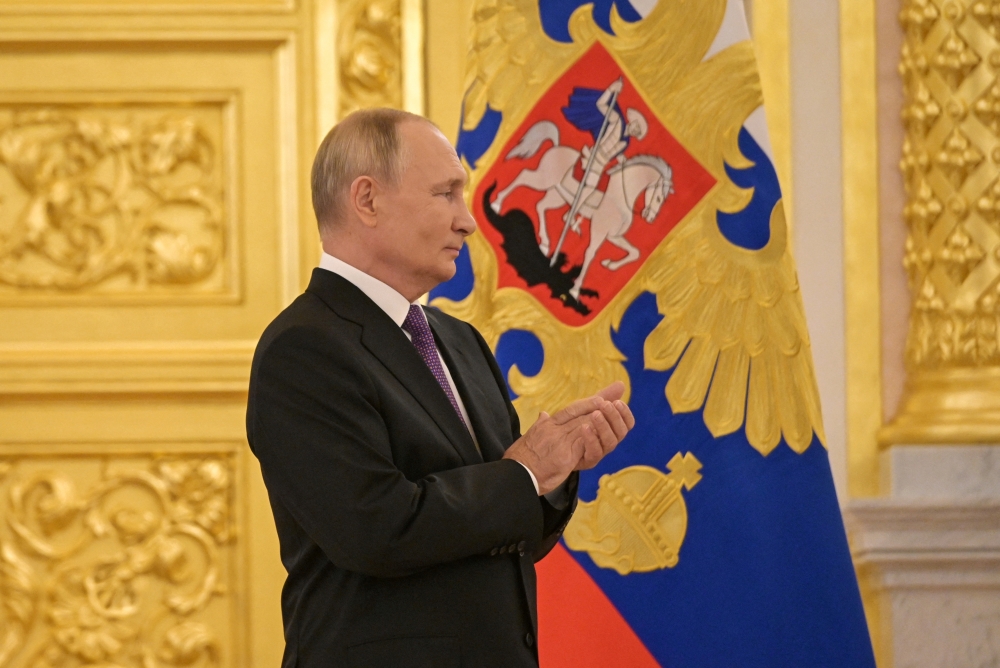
[503,382,635,495]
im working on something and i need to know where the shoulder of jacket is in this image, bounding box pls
[256,293,361,357]
[423,305,474,334]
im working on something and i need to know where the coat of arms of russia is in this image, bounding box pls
[430,1,874,665]
[436,0,823,458]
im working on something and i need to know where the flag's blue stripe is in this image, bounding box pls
[562,293,876,668]
[429,244,475,302]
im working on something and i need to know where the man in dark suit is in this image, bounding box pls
[247,108,634,667]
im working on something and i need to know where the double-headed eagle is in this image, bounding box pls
[438,0,824,456]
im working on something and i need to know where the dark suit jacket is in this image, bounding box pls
[246,269,577,668]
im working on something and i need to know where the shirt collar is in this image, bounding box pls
[318,252,414,327]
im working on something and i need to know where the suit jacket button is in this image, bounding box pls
[498,545,507,554]
[525,632,535,647]
[517,540,526,552]
[490,548,499,556]
[508,544,517,553]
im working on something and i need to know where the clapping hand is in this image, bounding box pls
[503,382,635,495]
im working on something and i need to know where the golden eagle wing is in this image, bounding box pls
[462,0,577,132]
[643,200,826,455]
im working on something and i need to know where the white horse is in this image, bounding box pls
[491,120,674,299]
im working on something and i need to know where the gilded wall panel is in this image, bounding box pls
[0,99,237,302]
[0,447,244,668]
[0,42,287,346]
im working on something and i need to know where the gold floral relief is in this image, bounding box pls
[0,103,232,298]
[0,452,239,668]
[338,0,403,118]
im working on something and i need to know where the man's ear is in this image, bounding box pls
[349,175,378,228]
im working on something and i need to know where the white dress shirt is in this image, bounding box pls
[318,253,542,494]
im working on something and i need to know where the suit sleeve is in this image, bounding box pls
[467,324,579,562]
[249,324,545,579]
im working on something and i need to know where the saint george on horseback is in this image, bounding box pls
[556,78,649,231]
[489,77,672,301]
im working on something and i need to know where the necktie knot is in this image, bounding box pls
[401,305,468,429]
[402,304,434,346]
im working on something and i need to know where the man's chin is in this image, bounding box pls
[439,262,457,283]
[423,263,457,293]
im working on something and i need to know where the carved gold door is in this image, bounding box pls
[0,1,425,666]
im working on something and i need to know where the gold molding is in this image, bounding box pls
[841,0,890,665]
[0,340,255,396]
[0,0,296,14]
[841,0,884,500]
[752,0,794,245]
[401,0,425,115]
[880,367,1000,444]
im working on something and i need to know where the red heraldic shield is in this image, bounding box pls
[475,43,716,327]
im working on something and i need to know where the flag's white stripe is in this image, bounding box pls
[704,0,750,62]
[629,0,658,19]
[744,105,775,162]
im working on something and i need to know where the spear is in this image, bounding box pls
[549,84,622,268]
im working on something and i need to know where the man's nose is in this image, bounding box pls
[456,200,477,236]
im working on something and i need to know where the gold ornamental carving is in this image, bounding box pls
[338,0,404,118]
[888,0,1000,443]
[0,454,236,668]
[0,106,228,296]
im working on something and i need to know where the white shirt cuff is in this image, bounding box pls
[517,462,540,494]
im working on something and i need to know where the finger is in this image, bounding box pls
[614,400,636,430]
[600,399,629,441]
[579,424,603,470]
[589,409,620,456]
[574,422,602,470]
[595,381,625,403]
[551,396,606,425]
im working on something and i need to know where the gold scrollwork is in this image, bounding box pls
[338,0,403,118]
[887,0,1000,443]
[0,455,234,668]
[0,107,226,294]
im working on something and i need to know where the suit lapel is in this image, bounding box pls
[428,312,508,463]
[306,269,481,466]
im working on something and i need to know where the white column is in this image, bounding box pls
[847,446,1000,667]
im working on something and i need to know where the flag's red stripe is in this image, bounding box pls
[536,543,661,668]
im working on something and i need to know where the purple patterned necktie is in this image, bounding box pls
[401,304,468,428]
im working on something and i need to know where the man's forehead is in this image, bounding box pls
[400,120,465,180]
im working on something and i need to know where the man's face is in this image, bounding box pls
[375,121,476,297]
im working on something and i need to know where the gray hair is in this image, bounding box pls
[310,107,429,234]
